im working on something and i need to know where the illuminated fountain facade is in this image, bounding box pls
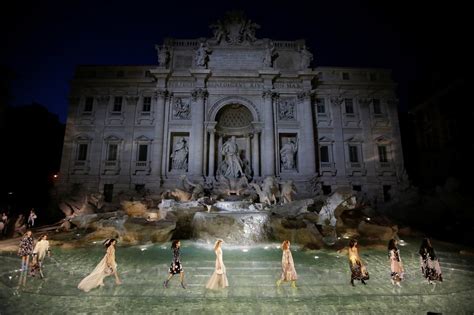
[58,12,404,205]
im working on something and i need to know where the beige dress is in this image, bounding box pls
[78,246,117,292]
[206,247,229,289]
[33,240,50,262]
[280,249,298,281]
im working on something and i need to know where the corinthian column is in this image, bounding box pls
[262,90,276,176]
[152,90,167,178]
[297,90,316,175]
[189,88,208,176]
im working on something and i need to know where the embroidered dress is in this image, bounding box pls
[349,247,369,281]
[389,249,404,282]
[206,247,229,289]
[420,248,443,282]
[280,249,298,281]
[18,236,34,257]
[169,248,183,275]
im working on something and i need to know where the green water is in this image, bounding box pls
[0,238,473,314]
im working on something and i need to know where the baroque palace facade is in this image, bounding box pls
[58,13,403,202]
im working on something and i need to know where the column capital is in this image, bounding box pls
[154,89,168,100]
[358,98,372,107]
[330,96,344,106]
[297,90,314,102]
[125,96,139,106]
[262,89,278,100]
[191,88,208,101]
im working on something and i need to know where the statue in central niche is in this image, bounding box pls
[220,136,244,179]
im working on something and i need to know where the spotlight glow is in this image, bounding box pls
[314,256,319,259]
[242,249,249,252]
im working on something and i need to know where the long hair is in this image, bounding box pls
[103,238,116,248]
[388,239,397,251]
[419,237,435,259]
[171,240,180,249]
[39,234,48,241]
[349,239,358,248]
[281,240,290,250]
[214,239,223,251]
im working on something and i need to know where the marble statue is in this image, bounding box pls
[280,138,298,170]
[318,189,357,226]
[221,136,244,179]
[180,175,205,200]
[300,45,313,70]
[195,42,212,68]
[156,45,170,68]
[263,41,278,68]
[171,138,188,170]
[280,180,297,204]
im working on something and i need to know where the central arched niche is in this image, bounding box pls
[212,104,257,178]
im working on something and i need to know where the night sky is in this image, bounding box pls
[2,0,468,123]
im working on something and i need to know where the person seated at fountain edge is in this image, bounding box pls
[348,239,369,286]
[164,240,187,289]
[276,240,298,288]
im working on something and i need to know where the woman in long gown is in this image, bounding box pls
[30,234,51,278]
[206,239,229,290]
[164,240,186,289]
[18,230,34,271]
[276,240,298,288]
[348,239,369,286]
[78,239,122,292]
[419,237,443,284]
[388,238,404,287]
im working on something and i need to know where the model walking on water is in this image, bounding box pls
[164,240,186,289]
[276,240,298,288]
[206,239,229,290]
[18,230,34,271]
[348,239,369,286]
[388,238,404,287]
[419,237,443,284]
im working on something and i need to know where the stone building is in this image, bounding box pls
[58,13,404,203]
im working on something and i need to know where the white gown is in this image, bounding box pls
[78,246,117,292]
[206,247,229,290]
[33,240,50,261]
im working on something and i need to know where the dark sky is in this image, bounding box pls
[2,0,469,123]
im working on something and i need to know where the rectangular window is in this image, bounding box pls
[138,144,148,161]
[352,185,362,192]
[344,99,354,114]
[322,185,332,195]
[84,97,94,112]
[142,97,151,112]
[320,146,329,163]
[349,145,359,163]
[316,98,326,114]
[113,97,122,112]
[378,145,388,162]
[77,144,88,161]
[342,72,350,80]
[104,184,114,203]
[135,184,145,193]
[108,144,118,161]
[373,99,382,114]
[383,185,391,202]
[369,73,377,81]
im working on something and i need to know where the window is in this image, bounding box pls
[77,144,88,161]
[135,184,145,193]
[84,97,94,112]
[369,73,377,81]
[107,144,118,161]
[320,146,329,163]
[316,98,326,114]
[142,97,151,112]
[342,72,350,80]
[138,144,148,161]
[104,184,114,202]
[378,145,388,162]
[383,185,391,202]
[352,185,362,192]
[322,185,332,195]
[373,99,382,114]
[113,97,123,112]
[344,99,354,114]
[145,70,152,78]
[117,70,124,78]
[349,145,359,163]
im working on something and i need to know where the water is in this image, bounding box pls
[1,238,474,314]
